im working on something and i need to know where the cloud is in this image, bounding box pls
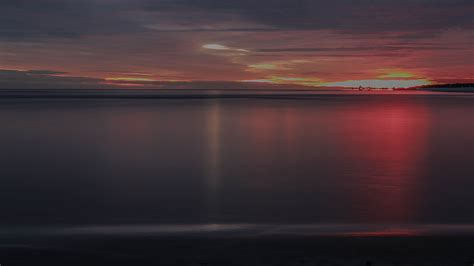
[244,76,323,86]
[144,0,473,34]
[0,1,471,85]
[377,69,416,79]
[256,45,457,53]
[0,69,324,90]
[0,69,102,89]
[25,70,68,75]
[0,0,145,40]
[247,59,310,71]
[1,0,471,42]
[105,77,158,82]
[202,44,249,52]
[248,64,285,70]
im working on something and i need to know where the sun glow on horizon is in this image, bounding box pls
[323,79,432,88]
[243,78,432,88]
[378,72,415,79]
[376,69,420,79]
[243,76,323,86]
[105,77,157,82]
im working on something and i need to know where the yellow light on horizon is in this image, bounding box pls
[242,79,274,83]
[243,77,432,88]
[242,76,322,87]
[378,72,415,79]
[105,77,157,82]
[323,79,432,88]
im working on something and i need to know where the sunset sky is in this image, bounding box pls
[0,0,473,89]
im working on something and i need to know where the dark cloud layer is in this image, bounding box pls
[256,45,458,53]
[0,0,144,40]
[0,0,472,41]
[148,0,473,32]
[0,69,101,89]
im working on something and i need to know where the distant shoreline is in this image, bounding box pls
[0,88,472,99]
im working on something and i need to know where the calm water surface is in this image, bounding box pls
[0,93,473,234]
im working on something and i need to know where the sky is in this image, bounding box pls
[0,0,473,89]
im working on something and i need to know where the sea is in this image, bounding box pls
[0,90,473,238]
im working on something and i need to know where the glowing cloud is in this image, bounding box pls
[377,69,416,79]
[379,72,414,79]
[242,79,273,83]
[248,63,285,70]
[202,44,249,52]
[203,44,230,50]
[244,76,322,86]
[247,60,312,73]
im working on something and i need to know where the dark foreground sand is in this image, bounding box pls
[1,235,473,266]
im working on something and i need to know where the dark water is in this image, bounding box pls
[1,93,473,236]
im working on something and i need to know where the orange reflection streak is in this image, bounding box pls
[206,100,221,217]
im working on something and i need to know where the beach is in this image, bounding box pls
[1,232,473,265]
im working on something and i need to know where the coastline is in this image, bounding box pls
[1,224,473,265]
[0,88,473,100]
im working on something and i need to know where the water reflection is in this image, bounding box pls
[0,96,473,227]
[211,99,433,224]
[336,101,431,223]
[206,100,221,219]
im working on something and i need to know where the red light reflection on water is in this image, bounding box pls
[202,98,434,225]
[341,228,421,237]
[338,100,432,224]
